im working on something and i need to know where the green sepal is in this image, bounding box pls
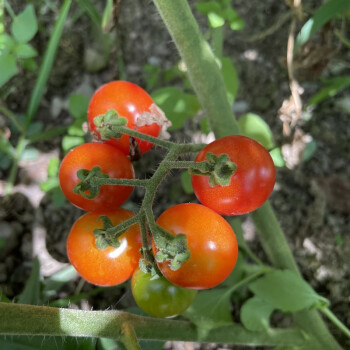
[153,226,190,271]
[94,109,127,140]
[189,152,236,187]
[73,166,109,199]
[95,236,109,250]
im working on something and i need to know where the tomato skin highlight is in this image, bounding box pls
[131,267,197,318]
[153,203,238,290]
[59,142,135,212]
[192,135,276,215]
[67,210,142,286]
[88,81,161,155]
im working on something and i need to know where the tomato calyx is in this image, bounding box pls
[93,216,126,249]
[73,166,109,199]
[93,109,128,141]
[189,152,237,187]
[152,225,190,271]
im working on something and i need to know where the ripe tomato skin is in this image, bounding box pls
[88,81,161,155]
[131,267,197,318]
[153,203,238,290]
[67,210,142,286]
[191,135,276,215]
[59,142,135,212]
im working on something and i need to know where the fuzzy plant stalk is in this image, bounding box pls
[152,0,343,349]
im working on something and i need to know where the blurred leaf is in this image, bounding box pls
[184,288,233,331]
[208,12,225,28]
[102,0,113,32]
[69,94,89,119]
[75,0,102,27]
[196,1,221,14]
[152,87,200,130]
[181,170,194,194]
[0,34,15,54]
[241,296,274,331]
[0,287,10,302]
[20,147,39,161]
[40,177,60,192]
[221,57,238,104]
[28,126,67,143]
[62,135,85,153]
[21,57,38,71]
[0,153,11,170]
[26,121,43,138]
[220,251,245,289]
[0,53,18,87]
[270,147,285,167]
[238,113,275,149]
[295,0,350,51]
[11,5,38,43]
[249,270,329,312]
[98,338,125,350]
[68,118,85,136]
[224,7,245,31]
[43,265,78,300]
[47,157,60,177]
[50,187,66,208]
[200,117,211,135]
[26,0,72,125]
[17,257,41,305]
[308,76,350,106]
[302,140,317,162]
[13,43,37,58]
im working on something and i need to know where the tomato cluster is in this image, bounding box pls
[59,80,275,318]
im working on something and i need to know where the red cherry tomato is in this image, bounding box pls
[59,142,135,212]
[131,267,197,318]
[67,210,142,286]
[88,81,162,155]
[153,203,238,290]
[191,135,276,215]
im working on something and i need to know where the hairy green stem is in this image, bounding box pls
[152,0,240,137]
[152,0,343,349]
[89,177,148,187]
[120,323,141,350]
[0,303,306,346]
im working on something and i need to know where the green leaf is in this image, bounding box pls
[102,0,113,31]
[17,257,41,305]
[11,5,38,43]
[0,34,15,54]
[26,0,72,125]
[28,126,67,143]
[13,43,37,58]
[181,170,194,194]
[69,94,89,119]
[0,237,6,253]
[40,177,59,192]
[221,57,239,104]
[20,147,39,161]
[224,7,245,31]
[184,288,233,331]
[200,117,211,135]
[270,147,285,167]
[308,76,350,106]
[68,118,85,136]
[301,139,317,162]
[249,270,329,312]
[0,153,11,170]
[152,87,200,130]
[0,54,18,87]
[295,0,350,51]
[21,57,38,71]
[241,296,274,331]
[238,113,275,149]
[47,157,60,177]
[62,135,85,153]
[195,1,221,15]
[43,265,78,300]
[208,11,225,28]
[26,121,43,138]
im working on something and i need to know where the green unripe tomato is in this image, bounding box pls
[131,267,197,318]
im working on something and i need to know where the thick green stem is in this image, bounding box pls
[152,1,343,349]
[152,0,240,137]
[0,303,306,346]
